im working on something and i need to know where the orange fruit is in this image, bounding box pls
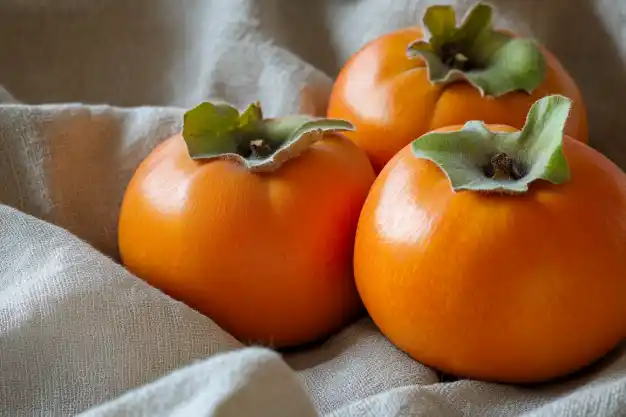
[118,102,376,348]
[328,3,587,172]
[354,95,626,383]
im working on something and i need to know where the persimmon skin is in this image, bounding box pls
[354,124,626,384]
[328,27,589,172]
[118,133,376,348]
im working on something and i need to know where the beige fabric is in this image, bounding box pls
[79,348,320,417]
[2,0,626,416]
[0,204,243,416]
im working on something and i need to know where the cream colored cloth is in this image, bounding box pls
[2,0,626,416]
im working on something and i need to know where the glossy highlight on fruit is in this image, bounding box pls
[118,101,376,348]
[328,2,588,172]
[354,95,626,384]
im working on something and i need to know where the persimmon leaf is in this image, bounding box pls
[247,118,355,172]
[411,95,571,194]
[181,101,354,172]
[407,2,546,97]
[182,102,246,158]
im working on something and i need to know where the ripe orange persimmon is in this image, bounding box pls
[328,2,588,172]
[118,101,375,348]
[354,95,626,384]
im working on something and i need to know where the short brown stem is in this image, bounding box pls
[249,139,273,158]
[484,152,526,180]
[235,138,275,159]
[440,43,481,71]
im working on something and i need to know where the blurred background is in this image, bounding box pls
[1,0,624,166]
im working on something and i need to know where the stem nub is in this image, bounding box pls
[407,2,547,97]
[411,95,572,194]
[484,152,526,181]
[181,101,355,173]
[238,139,274,159]
[440,45,480,72]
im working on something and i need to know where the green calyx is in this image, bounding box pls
[182,101,354,172]
[407,2,546,97]
[411,94,572,194]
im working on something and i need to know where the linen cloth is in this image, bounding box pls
[2,0,626,415]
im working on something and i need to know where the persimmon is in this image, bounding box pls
[118,101,375,348]
[354,95,626,384]
[328,2,588,172]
